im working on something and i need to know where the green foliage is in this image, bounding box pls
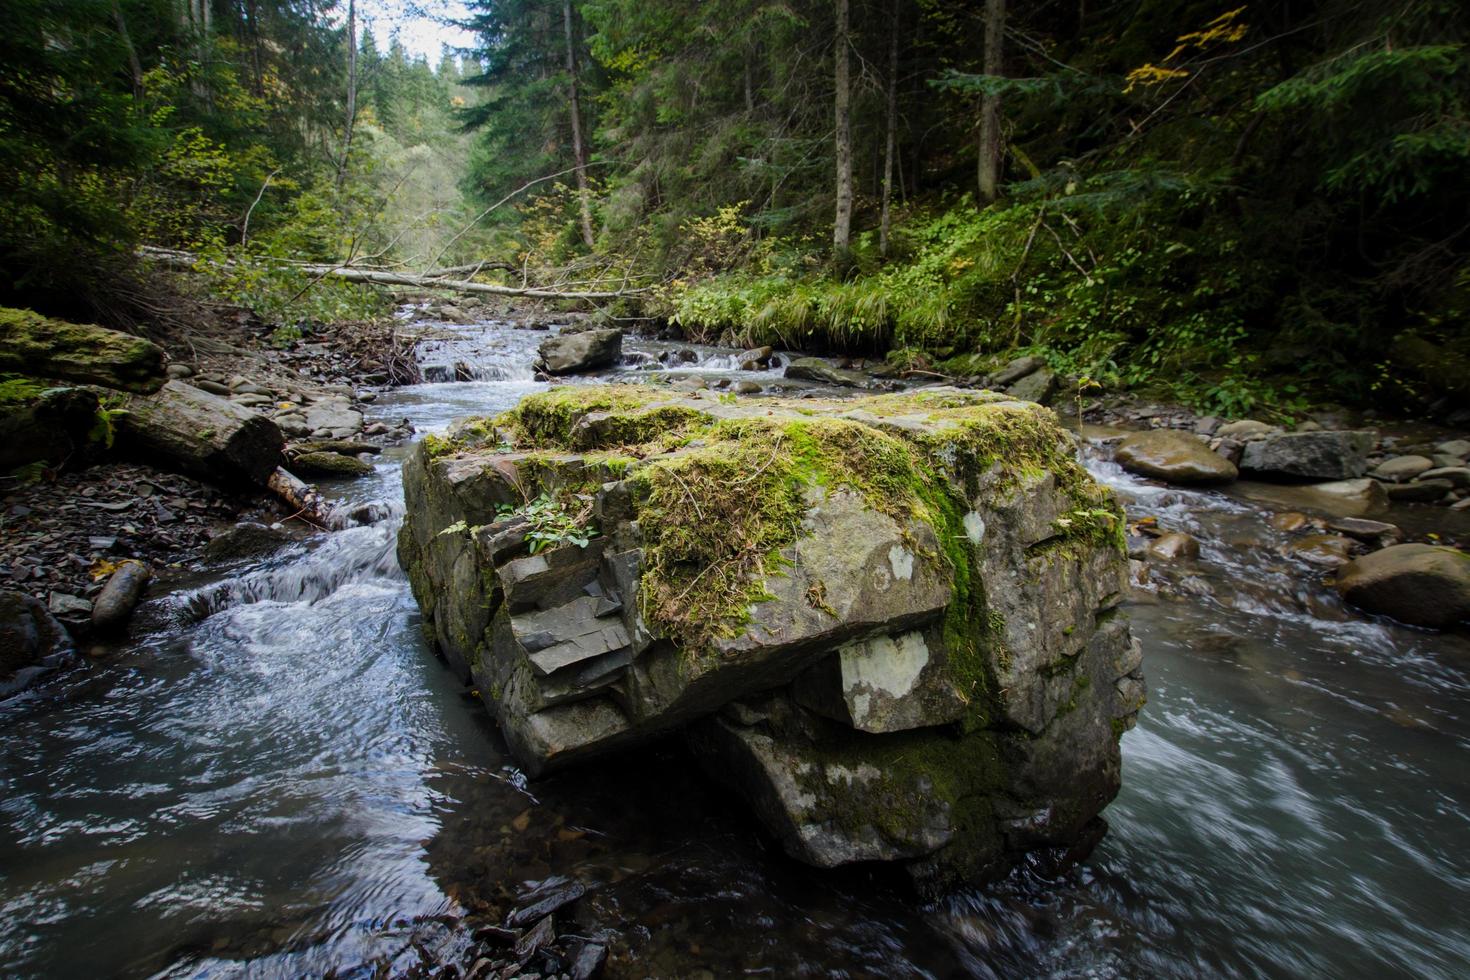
[496,493,600,553]
[1255,44,1470,203]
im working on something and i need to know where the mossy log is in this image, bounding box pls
[0,307,165,393]
[117,380,284,485]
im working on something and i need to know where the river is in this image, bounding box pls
[2,313,1468,978]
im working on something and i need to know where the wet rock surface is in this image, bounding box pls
[535,328,624,375]
[1114,430,1238,484]
[1334,543,1470,629]
[0,589,75,695]
[399,384,1140,891]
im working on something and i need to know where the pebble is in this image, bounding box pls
[1268,512,1310,532]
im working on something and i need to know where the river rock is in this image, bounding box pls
[1288,533,1356,567]
[738,346,773,370]
[1239,430,1375,480]
[1328,517,1402,546]
[1007,367,1057,405]
[1288,478,1390,517]
[1114,431,1238,484]
[305,399,364,436]
[991,355,1043,387]
[1371,455,1433,482]
[1268,511,1310,532]
[1216,419,1276,440]
[398,385,1141,892]
[784,357,866,388]
[291,451,374,477]
[1435,439,1470,460]
[535,328,623,375]
[1335,543,1470,628]
[204,521,294,561]
[1419,466,1470,489]
[0,590,75,695]
[1147,531,1200,561]
[1385,478,1453,503]
[91,560,150,634]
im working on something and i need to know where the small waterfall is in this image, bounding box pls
[172,518,404,622]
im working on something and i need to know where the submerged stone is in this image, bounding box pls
[397,384,1142,892]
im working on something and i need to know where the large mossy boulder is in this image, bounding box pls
[397,385,1144,892]
[0,307,165,393]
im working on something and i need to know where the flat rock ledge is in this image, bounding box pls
[397,385,1144,893]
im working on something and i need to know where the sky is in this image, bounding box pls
[359,0,476,62]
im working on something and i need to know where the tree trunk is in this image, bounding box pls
[338,0,357,189]
[879,0,900,258]
[118,381,285,487]
[111,0,145,99]
[977,0,1005,203]
[833,0,853,253]
[563,0,596,249]
[245,0,263,94]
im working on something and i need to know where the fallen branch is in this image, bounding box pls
[267,467,333,529]
[140,246,648,301]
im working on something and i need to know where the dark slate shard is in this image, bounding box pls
[513,914,556,963]
[526,621,631,676]
[570,941,607,980]
[499,540,605,612]
[475,515,531,565]
[535,647,634,706]
[507,879,587,928]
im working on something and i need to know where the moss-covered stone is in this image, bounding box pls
[397,384,1143,891]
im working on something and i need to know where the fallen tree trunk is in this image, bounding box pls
[0,307,165,393]
[267,466,335,528]
[118,380,284,486]
[139,247,646,301]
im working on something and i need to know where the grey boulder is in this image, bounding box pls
[1239,430,1375,480]
[535,328,623,375]
[1335,543,1470,629]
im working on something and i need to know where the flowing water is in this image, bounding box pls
[3,315,1469,978]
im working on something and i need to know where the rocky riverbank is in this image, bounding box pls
[0,306,426,691]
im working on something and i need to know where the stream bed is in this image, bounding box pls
[3,315,1469,978]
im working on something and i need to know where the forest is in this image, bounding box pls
[6,3,1470,978]
[2,0,1467,418]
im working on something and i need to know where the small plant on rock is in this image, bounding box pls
[497,493,599,553]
